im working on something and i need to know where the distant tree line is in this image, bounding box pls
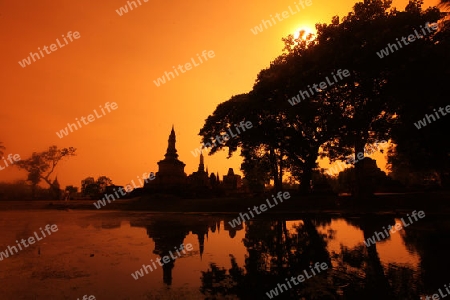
[0,142,122,201]
[80,175,118,199]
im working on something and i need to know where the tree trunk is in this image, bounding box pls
[270,148,283,192]
[300,168,313,195]
[353,137,371,200]
[41,176,52,187]
[31,184,37,199]
[299,150,319,195]
[363,226,394,298]
[278,154,283,191]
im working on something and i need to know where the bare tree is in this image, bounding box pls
[15,146,76,198]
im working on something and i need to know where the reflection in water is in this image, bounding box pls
[76,213,449,299]
[0,213,450,299]
[401,219,450,296]
[201,218,338,299]
[130,216,227,285]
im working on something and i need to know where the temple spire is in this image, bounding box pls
[164,126,179,160]
[198,153,205,172]
[52,176,60,189]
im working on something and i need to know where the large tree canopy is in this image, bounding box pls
[199,0,450,196]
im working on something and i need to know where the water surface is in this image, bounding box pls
[0,210,447,299]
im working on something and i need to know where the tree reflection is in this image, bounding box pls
[200,217,337,299]
[200,216,421,299]
[331,216,420,299]
[400,217,450,295]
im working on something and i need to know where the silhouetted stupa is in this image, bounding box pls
[188,153,211,190]
[146,126,187,191]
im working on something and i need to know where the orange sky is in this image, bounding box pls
[0,0,440,189]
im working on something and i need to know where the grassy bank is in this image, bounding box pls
[1,191,449,215]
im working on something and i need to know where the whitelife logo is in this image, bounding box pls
[250,0,313,35]
[131,243,193,280]
[227,192,290,228]
[288,69,350,106]
[326,140,387,176]
[265,262,329,298]
[0,224,58,261]
[363,210,425,247]
[421,283,450,299]
[413,104,450,129]
[376,22,438,59]
[153,50,215,87]
[115,0,149,16]
[18,31,81,68]
[0,153,21,171]
[55,102,118,139]
[190,121,253,157]
[93,172,156,209]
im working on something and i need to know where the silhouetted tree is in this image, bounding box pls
[64,185,78,200]
[80,176,113,199]
[198,93,290,191]
[385,16,450,188]
[302,0,441,198]
[15,146,76,198]
[199,0,447,199]
[96,175,113,193]
[0,180,33,200]
[241,146,271,193]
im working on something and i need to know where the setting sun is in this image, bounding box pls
[293,26,315,40]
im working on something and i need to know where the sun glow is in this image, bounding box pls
[293,26,315,40]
